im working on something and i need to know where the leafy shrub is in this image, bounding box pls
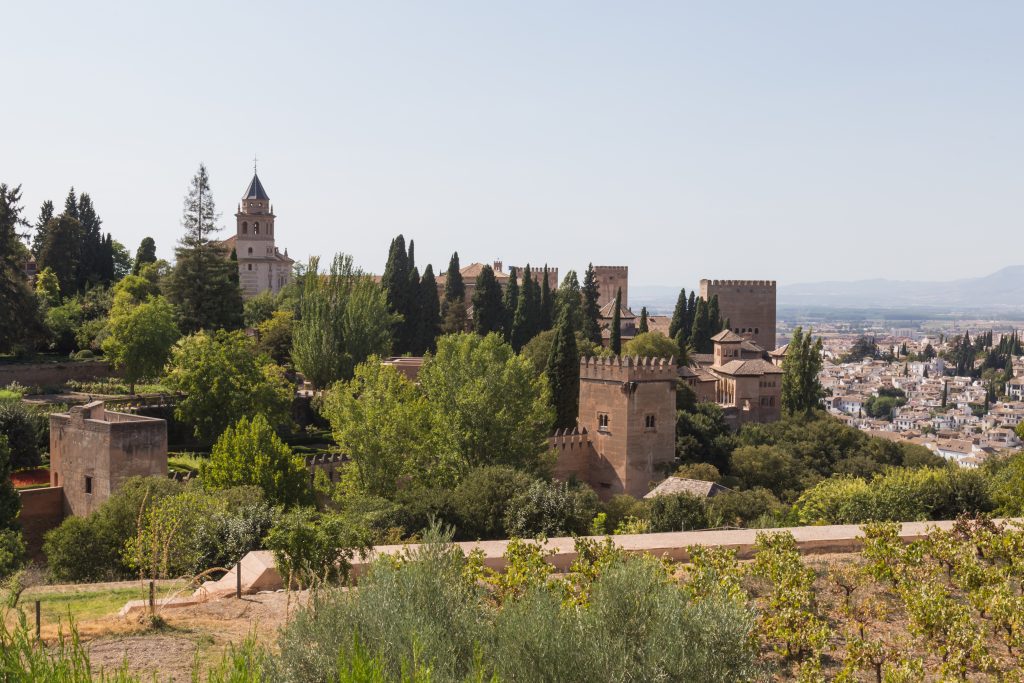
[71,349,94,360]
[503,480,598,537]
[600,494,650,533]
[0,529,25,580]
[273,529,485,682]
[450,465,534,540]
[264,506,370,588]
[706,488,783,528]
[647,492,708,532]
[0,401,46,469]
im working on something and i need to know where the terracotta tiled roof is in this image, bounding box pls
[598,299,635,319]
[711,330,744,343]
[715,359,783,376]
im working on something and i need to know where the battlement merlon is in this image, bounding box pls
[700,279,777,288]
[579,356,679,382]
[593,265,629,272]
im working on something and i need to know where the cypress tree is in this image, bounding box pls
[669,288,686,339]
[37,214,82,295]
[581,264,602,345]
[546,308,580,430]
[685,291,697,337]
[31,200,54,258]
[0,184,45,352]
[77,192,106,289]
[511,265,534,351]
[554,270,582,335]
[417,264,440,354]
[381,235,410,353]
[502,267,519,341]
[443,251,464,304]
[540,265,553,331]
[526,264,542,338]
[708,295,723,335]
[610,288,622,356]
[690,298,711,353]
[405,248,422,354]
[166,164,244,333]
[638,306,649,334]
[133,237,157,274]
[472,264,504,336]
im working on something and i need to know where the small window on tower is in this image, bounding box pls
[247,264,252,271]
[84,476,92,495]
[644,414,656,431]
[598,413,610,431]
[254,222,260,235]
[242,221,248,234]
[248,247,252,254]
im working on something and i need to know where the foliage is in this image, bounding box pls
[621,331,679,359]
[291,254,397,388]
[647,492,709,532]
[0,400,46,469]
[242,290,276,327]
[609,287,622,355]
[471,263,504,336]
[503,479,598,537]
[166,164,244,333]
[419,333,554,476]
[0,528,25,580]
[546,308,580,430]
[0,436,19,530]
[203,414,311,507]
[450,466,535,540]
[676,402,736,473]
[101,294,179,394]
[254,309,293,364]
[124,487,225,579]
[164,329,292,442]
[43,477,180,582]
[781,327,824,415]
[264,506,370,589]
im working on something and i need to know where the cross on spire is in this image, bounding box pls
[253,154,258,174]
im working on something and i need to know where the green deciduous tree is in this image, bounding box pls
[546,308,579,430]
[451,466,535,540]
[165,329,292,442]
[166,164,244,333]
[622,331,679,359]
[102,295,180,394]
[256,310,293,365]
[781,327,824,415]
[291,254,397,389]
[203,414,311,507]
[421,333,554,476]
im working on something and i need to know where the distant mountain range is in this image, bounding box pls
[632,266,1024,316]
[778,266,1024,311]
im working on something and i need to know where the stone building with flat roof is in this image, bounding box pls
[49,401,168,517]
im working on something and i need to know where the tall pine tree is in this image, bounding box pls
[610,288,622,356]
[31,200,53,257]
[502,267,519,341]
[381,235,411,353]
[669,288,687,339]
[37,213,81,296]
[539,265,553,331]
[167,164,244,333]
[0,184,43,352]
[472,264,504,336]
[581,264,602,345]
[416,264,440,354]
[546,308,580,430]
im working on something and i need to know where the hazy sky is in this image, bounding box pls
[3,2,1021,287]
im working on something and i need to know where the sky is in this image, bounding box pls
[3,1,1022,287]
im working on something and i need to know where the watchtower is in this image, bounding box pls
[576,356,676,497]
[594,266,628,310]
[700,279,777,351]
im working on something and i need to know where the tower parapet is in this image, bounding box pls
[700,278,777,351]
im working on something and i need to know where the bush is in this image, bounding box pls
[706,488,783,528]
[503,480,598,537]
[451,466,535,540]
[0,401,46,470]
[0,529,25,580]
[600,494,650,533]
[264,507,370,588]
[44,476,181,582]
[647,492,709,532]
[71,349,94,360]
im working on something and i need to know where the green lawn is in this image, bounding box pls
[9,580,189,627]
[168,452,206,473]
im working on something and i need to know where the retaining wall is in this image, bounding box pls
[0,360,116,389]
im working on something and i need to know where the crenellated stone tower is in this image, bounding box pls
[552,356,677,499]
[700,279,777,351]
[232,172,294,299]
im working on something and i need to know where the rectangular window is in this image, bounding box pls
[598,413,610,431]
[644,414,656,430]
[84,475,92,495]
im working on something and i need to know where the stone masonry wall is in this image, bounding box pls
[0,360,116,389]
[17,486,64,560]
[700,279,777,351]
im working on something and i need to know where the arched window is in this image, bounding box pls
[242,221,248,234]
[254,222,260,235]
